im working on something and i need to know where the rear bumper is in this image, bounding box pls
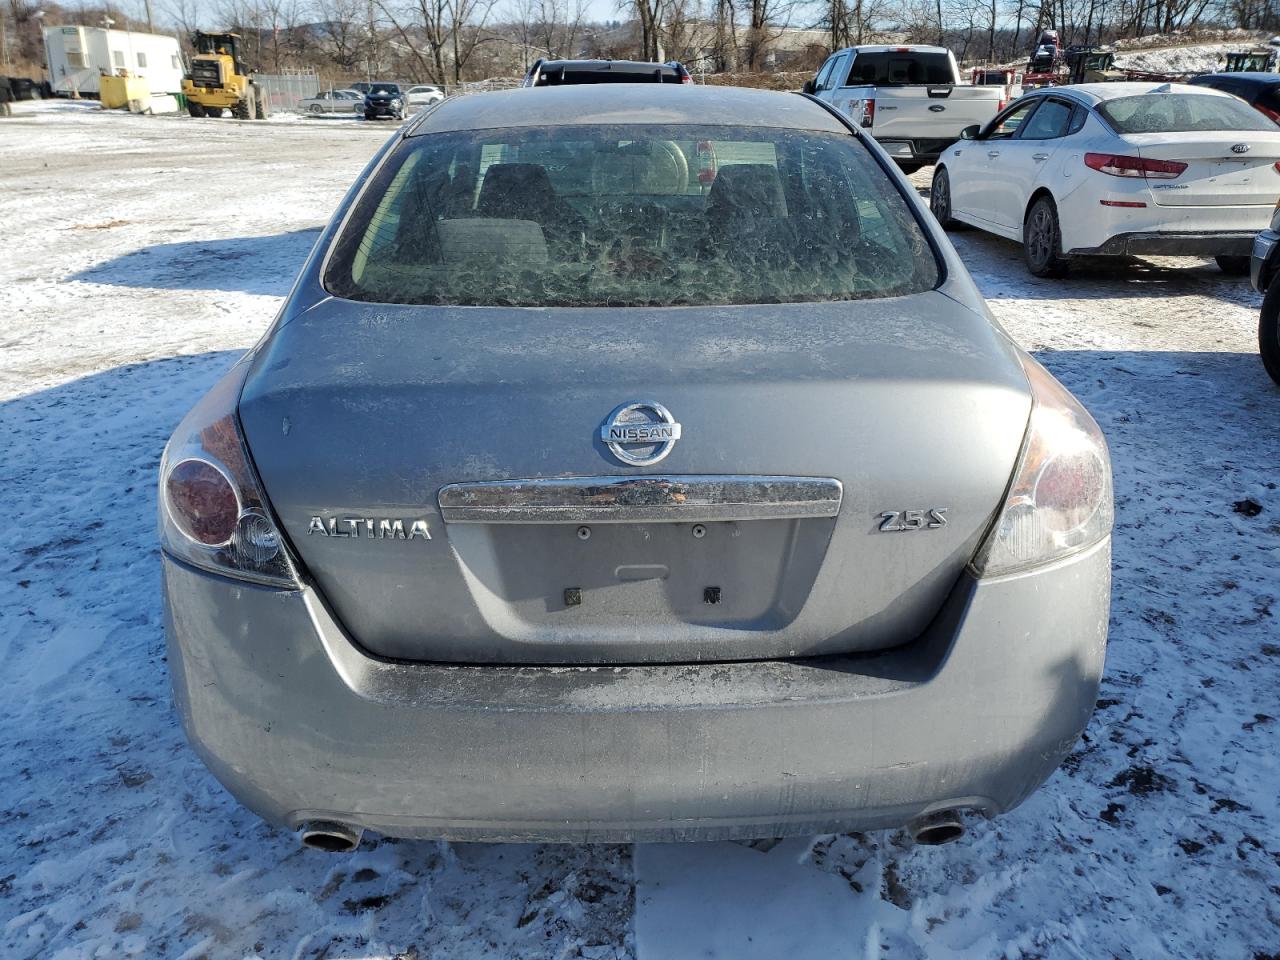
[163,540,1109,843]
[1252,229,1279,293]
[1068,230,1258,257]
[876,139,955,164]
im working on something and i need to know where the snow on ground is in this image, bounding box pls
[1,102,1278,960]
[1113,41,1254,76]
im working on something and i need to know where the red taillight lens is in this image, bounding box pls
[1084,152,1187,179]
[165,458,240,546]
[861,98,875,128]
[997,99,1006,112]
[1034,449,1109,534]
[681,74,692,84]
[1255,103,1280,125]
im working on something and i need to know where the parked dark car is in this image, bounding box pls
[1189,72,1280,125]
[364,82,405,120]
[523,58,691,87]
[1251,201,1280,384]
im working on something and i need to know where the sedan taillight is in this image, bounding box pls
[159,360,299,588]
[1084,152,1187,179]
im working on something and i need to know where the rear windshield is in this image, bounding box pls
[324,124,940,307]
[369,84,400,95]
[844,52,953,86]
[533,67,683,85]
[1097,93,1275,133]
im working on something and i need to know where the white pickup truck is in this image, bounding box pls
[804,45,1010,171]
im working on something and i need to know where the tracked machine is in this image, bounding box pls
[182,32,269,120]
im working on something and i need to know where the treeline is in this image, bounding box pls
[2,0,1275,84]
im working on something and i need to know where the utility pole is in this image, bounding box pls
[143,0,155,33]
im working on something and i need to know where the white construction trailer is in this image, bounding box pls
[43,25,184,97]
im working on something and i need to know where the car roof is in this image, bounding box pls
[1192,71,1280,86]
[1060,81,1236,104]
[409,85,849,135]
[535,59,681,71]
[835,44,950,55]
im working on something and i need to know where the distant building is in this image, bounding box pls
[43,26,184,96]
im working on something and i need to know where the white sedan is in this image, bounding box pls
[930,82,1280,276]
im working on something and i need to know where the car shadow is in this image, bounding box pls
[948,226,1267,308]
[67,228,323,295]
[1,345,1276,957]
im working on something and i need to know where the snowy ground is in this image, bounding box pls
[1,101,1277,960]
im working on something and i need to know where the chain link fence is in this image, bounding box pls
[253,72,320,114]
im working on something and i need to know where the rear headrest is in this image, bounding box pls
[435,218,548,265]
[476,163,558,217]
[706,163,786,221]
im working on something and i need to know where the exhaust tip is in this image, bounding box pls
[299,820,363,853]
[909,810,965,846]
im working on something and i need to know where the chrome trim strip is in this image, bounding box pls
[438,476,843,524]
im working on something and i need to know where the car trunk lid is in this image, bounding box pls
[239,293,1030,665]
[1128,131,1280,207]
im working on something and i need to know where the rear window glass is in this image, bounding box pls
[533,67,683,85]
[324,124,940,307]
[1097,93,1275,133]
[844,52,953,85]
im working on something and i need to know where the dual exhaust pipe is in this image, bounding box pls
[297,810,966,852]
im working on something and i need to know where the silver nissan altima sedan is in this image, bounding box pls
[160,85,1112,851]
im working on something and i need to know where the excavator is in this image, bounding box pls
[181,32,269,119]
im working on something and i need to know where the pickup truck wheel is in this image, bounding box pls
[1023,196,1069,278]
[1259,281,1280,386]
[1215,255,1250,276]
[930,168,956,229]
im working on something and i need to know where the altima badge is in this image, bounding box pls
[601,401,682,466]
[308,517,431,539]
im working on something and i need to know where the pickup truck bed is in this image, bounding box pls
[807,45,1008,169]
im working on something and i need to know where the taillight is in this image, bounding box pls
[681,73,692,84]
[159,360,299,588]
[1084,152,1186,179]
[166,459,240,545]
[970,355,1113,577]
[851,98,875,128]
[996,99,1007,112]
[1255,103,1280,125]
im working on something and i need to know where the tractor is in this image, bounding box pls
[1065,46,1124,84]
[182,32,269,120]
[1224,49,1278,73]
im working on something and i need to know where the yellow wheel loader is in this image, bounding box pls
[182,32,269,120]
